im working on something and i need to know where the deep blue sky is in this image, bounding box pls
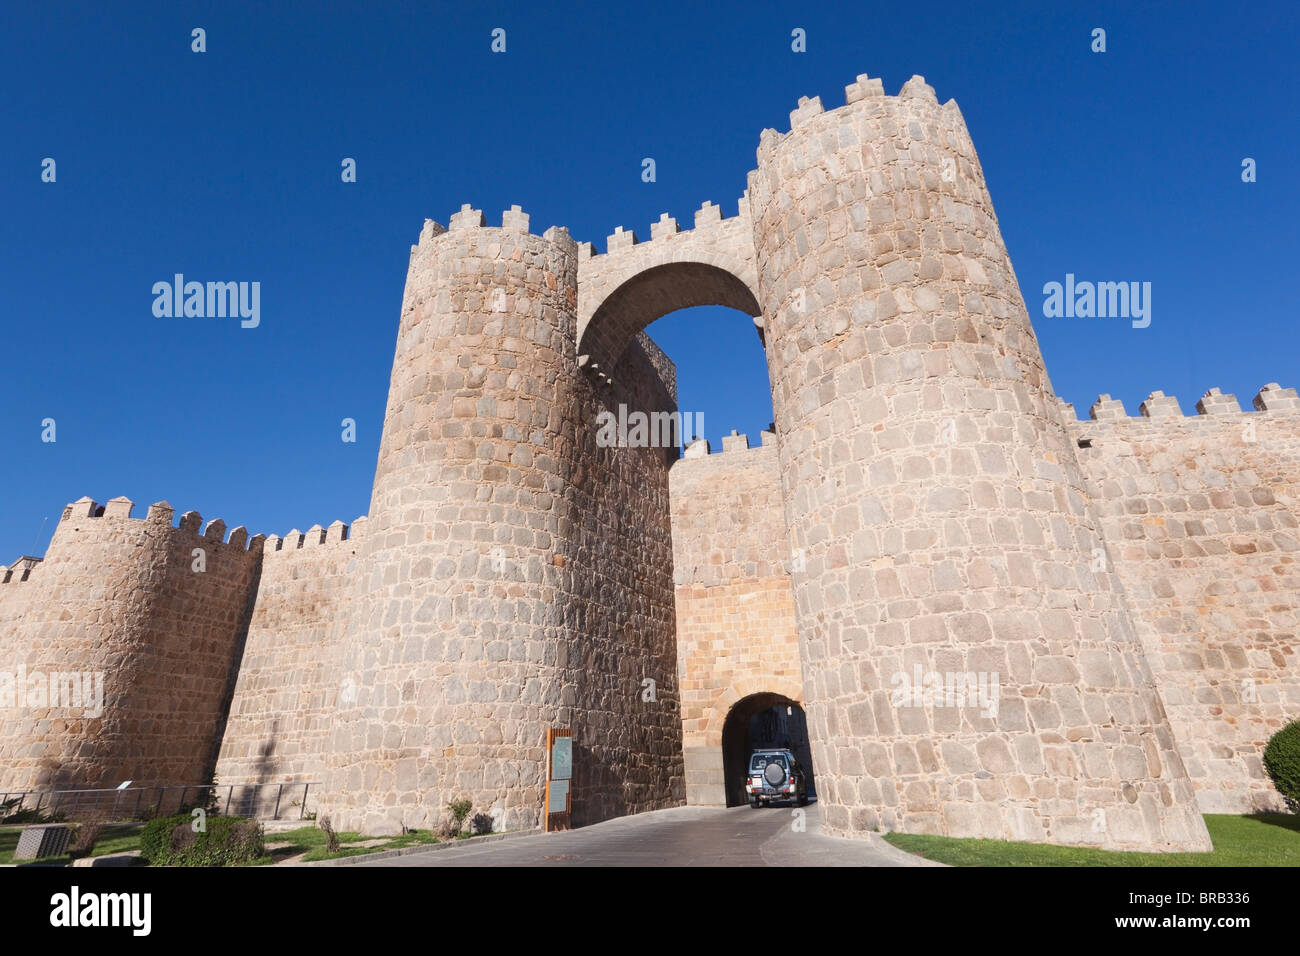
[2,1,1297,560]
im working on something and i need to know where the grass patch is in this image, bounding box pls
[262,826,439,863]
[1,824,142,865]
[3,822,445,866]
[883,813,1300,866]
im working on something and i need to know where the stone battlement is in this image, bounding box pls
[413,204,576,246]
[55,495,265,552]
[755,72,969,160]
[579,198,750,261]
[1059,384,1300,425]
[0,556,41,584]
[680,428,777,460]
[264,516,367,554]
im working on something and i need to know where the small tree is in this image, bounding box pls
[445,798,473,837]
[318,814,341,853]
[1264,720,1300,813]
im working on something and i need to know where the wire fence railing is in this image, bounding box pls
[0,782,317,825]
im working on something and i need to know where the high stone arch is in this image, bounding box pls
[577,202,760,377]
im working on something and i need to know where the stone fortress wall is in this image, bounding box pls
[212,519,367,792]
[668,430,803,806]
[1,70,1296,851]
[1061,385,1300,813]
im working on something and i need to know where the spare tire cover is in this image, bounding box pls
[763,762,787,786]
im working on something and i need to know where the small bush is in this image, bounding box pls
[470,812,493,836]
[448,799,472,828]
[138,813,264,866]
[441,798,473,838]
[1264,720,1300,813]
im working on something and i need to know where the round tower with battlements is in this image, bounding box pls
[0,496,263,795]
[745,74,1211,850]
[320,206,684,835]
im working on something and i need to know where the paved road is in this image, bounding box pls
[350,803,942,867]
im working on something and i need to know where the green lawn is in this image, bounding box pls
[884,813,1300,866]
[0,824,142,865]
[261,825,440,863]
[2,821,445,865]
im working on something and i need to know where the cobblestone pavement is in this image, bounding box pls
[351,803,943,867]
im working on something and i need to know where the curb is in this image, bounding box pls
[286,827,542,867]
[863,832,949,867]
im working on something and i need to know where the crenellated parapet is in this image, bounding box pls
[48,494,268,556]
[681,428,777,460]
[1057,385,1300,442]
[0,555,42,585]
[263,516,367,555]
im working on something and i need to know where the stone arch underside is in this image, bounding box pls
[580,262,761,377]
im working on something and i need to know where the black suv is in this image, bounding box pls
[745,749,809,808]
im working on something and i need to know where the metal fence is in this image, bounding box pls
[0,782,317,824]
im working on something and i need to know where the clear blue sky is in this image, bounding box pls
[2,1,1297,560]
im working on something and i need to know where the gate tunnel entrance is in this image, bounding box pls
[721,692,815,808]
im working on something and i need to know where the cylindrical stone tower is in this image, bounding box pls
[747,74,1211,850]
[0,496,261,795]
[319,205,687,835]
[321,206,580,834]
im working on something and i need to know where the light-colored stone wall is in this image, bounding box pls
[319,208,683,835]
[213,518,366,793]
[1064,386,1300,813]
[668,432,802,805]
[745,74,1209,851]
[0,498,261,793]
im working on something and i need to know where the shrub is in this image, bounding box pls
[1264,720,1300,813]
[448,799,472,829]
[138,813,264,866]
[441,798,473,838]
[470,812,493,836]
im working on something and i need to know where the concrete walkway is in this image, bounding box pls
[349,803,943,867]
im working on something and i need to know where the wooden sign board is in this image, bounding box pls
[545,727,572,832]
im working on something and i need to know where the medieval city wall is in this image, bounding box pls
[1064,385,1300,813]
[0,498,261,794]
[2,69,1295,854]
[668,431,802,805]
[212,518,367,799]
